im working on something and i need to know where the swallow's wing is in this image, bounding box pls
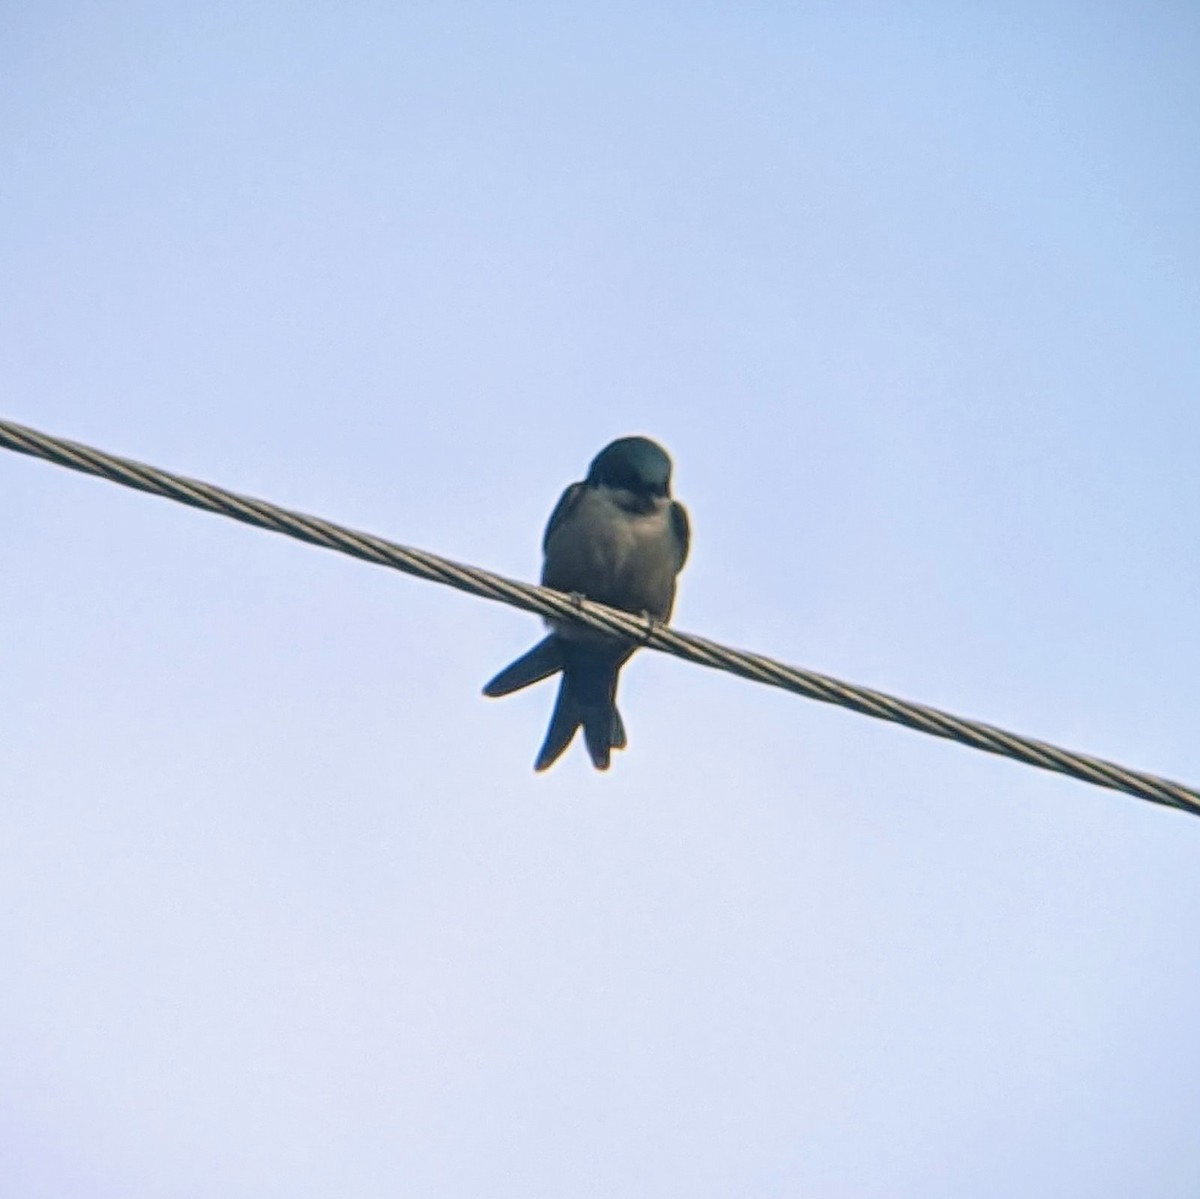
[482,634,565,697]
[542,482,586,554]
[670,500,690,571]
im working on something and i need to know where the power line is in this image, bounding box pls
[2,415,1196,818]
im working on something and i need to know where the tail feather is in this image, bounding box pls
[483,635,565,697]
[581,708,614,770]
[534,675,583,771]
[488,636,631,772]
[611,708,628,751]
[533,646,626,772]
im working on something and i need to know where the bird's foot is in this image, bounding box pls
[638,610,661,646]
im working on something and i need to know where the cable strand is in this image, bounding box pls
[2,415,1196,817]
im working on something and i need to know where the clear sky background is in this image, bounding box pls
[2,3,1199,1195]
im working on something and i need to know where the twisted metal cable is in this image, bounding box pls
[2,415,1197,818]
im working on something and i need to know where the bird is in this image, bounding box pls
[483,436,690,772]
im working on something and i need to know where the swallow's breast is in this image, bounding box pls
[542,490,679,621]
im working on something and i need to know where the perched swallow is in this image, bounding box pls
[483,436,690,771]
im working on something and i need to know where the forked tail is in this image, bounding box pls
[535,646,627,772]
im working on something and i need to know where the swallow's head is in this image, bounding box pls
[586,436,673,498]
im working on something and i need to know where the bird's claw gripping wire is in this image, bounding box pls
[638,610,660,647]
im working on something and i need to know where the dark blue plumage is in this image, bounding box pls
[483,436,690,771]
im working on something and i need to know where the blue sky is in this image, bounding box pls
[2,3,1199,1195]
